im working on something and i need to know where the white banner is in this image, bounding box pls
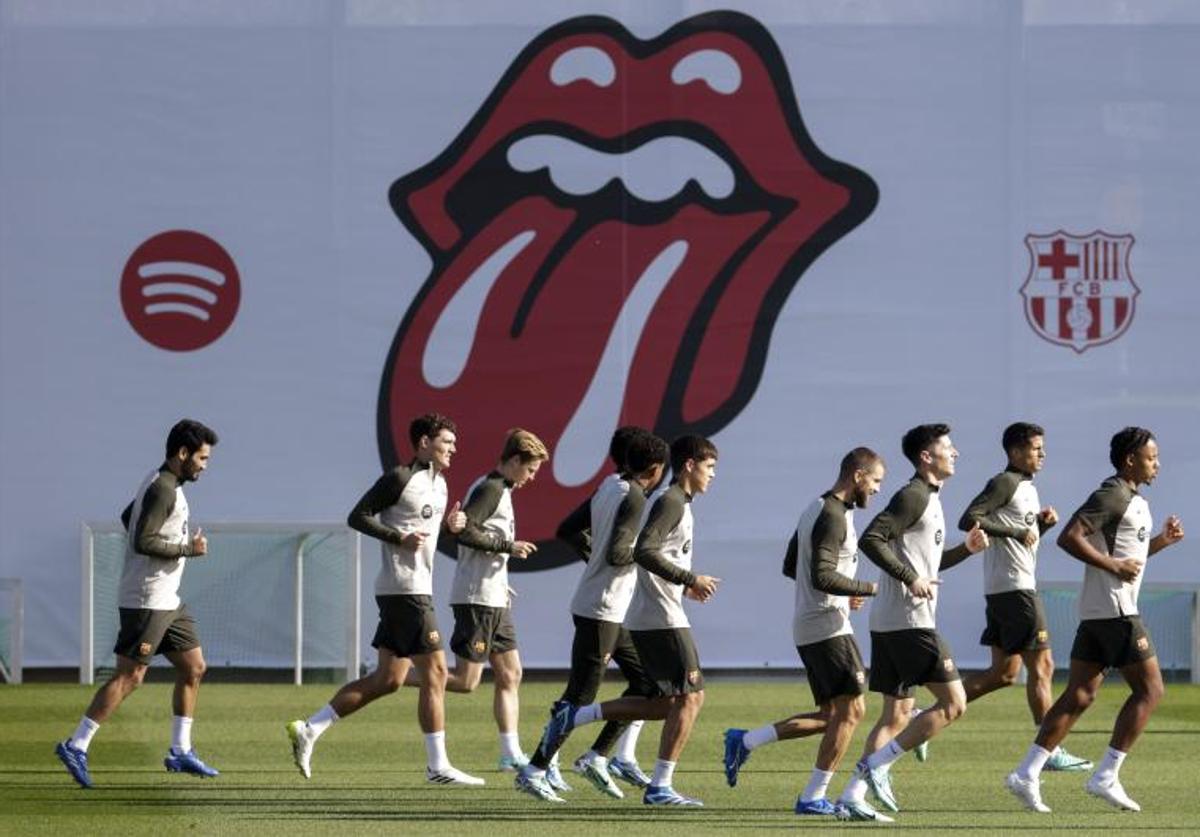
[2,0,1197,668]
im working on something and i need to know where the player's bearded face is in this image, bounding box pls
[180,444,212,482]
[854,463,885,508]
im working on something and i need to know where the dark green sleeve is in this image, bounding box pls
[456,477,513,553]
[346,467,412,546]
[957,472,1027,539]
[133,480,189,559]
[606,489,647,567]
[810,507,874,596]
[860,484,925,584]
[634,492,697,587]
[782,531,799,579]
[1071,483,1129,541]
[556,498,592,563]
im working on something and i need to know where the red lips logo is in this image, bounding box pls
[380,12,877,570]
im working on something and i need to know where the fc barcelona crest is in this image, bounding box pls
[1021,231,1139,353]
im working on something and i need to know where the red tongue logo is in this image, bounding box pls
[381,11,877,570]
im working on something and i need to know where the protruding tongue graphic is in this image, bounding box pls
[381,13,877,569]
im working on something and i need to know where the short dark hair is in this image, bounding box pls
[670,434,718,476]
[901,423,951,466]
[839,447,882,480]
[625,433,669,475]
[408,413,457,449]
[1002,422,1044,454]
[609,426,647,470]
[166,419,218,458]
[1110,426,1155,471]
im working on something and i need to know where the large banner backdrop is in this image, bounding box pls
[2,0,1197,667]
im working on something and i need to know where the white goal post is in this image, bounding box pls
[0,578,23,684]
[81,522,361,686]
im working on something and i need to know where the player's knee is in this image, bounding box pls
[378,670,405,693]
[497,664,522,691]
[424,659,448,687]
[1070,685,1097,710]
[683,690,705,712]
[1137,676,1165,707]
[846,696,867,725]
[187,657,207,681]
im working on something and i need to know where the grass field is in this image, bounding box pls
[2,678,1199,835]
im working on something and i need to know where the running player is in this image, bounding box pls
[1006,427,1184,813]
[444,429,548,773]
[837,423,988,822]
[286,413,483,786]
[957,422,1090,770]
[56,419,220,788]
[516,430,669,802]
[530,435,722,807]
[723,447,884,816]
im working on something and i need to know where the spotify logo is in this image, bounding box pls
[120,230,240,351]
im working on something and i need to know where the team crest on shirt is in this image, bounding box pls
[138,642,152,657]
[1137,526,1147,542]
[1024,511,1036,526]
[934,529,943,545]
[682,540,692,555]
[1021,231,1140,353]
[686,669,701,685]
[420,504,434,519]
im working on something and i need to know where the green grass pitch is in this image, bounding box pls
[2,678,1199,834]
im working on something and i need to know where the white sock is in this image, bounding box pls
[306,704,339,739]
[574,703,603,726]
[1094,746,1127,783]
[171,715,193,754]
[424,730,450,772]
[1016,744,1052,781]
[614,720,643,762]
[839,772,867,803]
[801,767,835,802]
[744,723,778,751]
[499,731,522,760]
[651,758,676,788]
[69,716,100,753]
[866,738,906,770]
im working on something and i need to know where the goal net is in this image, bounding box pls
[81,522,361,685]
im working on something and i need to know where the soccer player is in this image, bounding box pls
[528,435,722,807]
[286,413,483,786]
[516,430,669,802]
[722,447,884,816]
[1006,427,1184,813]
[56,419,220,788]
[837,423,989,822]
[957,422,1090,770]
[444,429,548,773]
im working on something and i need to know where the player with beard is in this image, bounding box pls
[56,419,221,788]
[1006,427,1184,814]
[722,448,884,816]
[516,430,669,802]
[286,413,483,787]
[956,422,1090,771]
[530,435,721,807]
[443,429,548,774]
[836,424,989,822]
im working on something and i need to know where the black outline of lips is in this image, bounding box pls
[379,10,878,571]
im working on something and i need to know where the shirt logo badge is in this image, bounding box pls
[1137,526,1147,542]
[682,539,692,555]
[1021,231,1139,353]
[934,529,943,545]
[1024,511,1037,526]
[421,504,434,519]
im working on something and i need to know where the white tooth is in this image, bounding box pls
[422,230,535,389]
[671,49,742,95]
[507,135,734,203]
[553,240,689,487]
[550,46,616,87]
